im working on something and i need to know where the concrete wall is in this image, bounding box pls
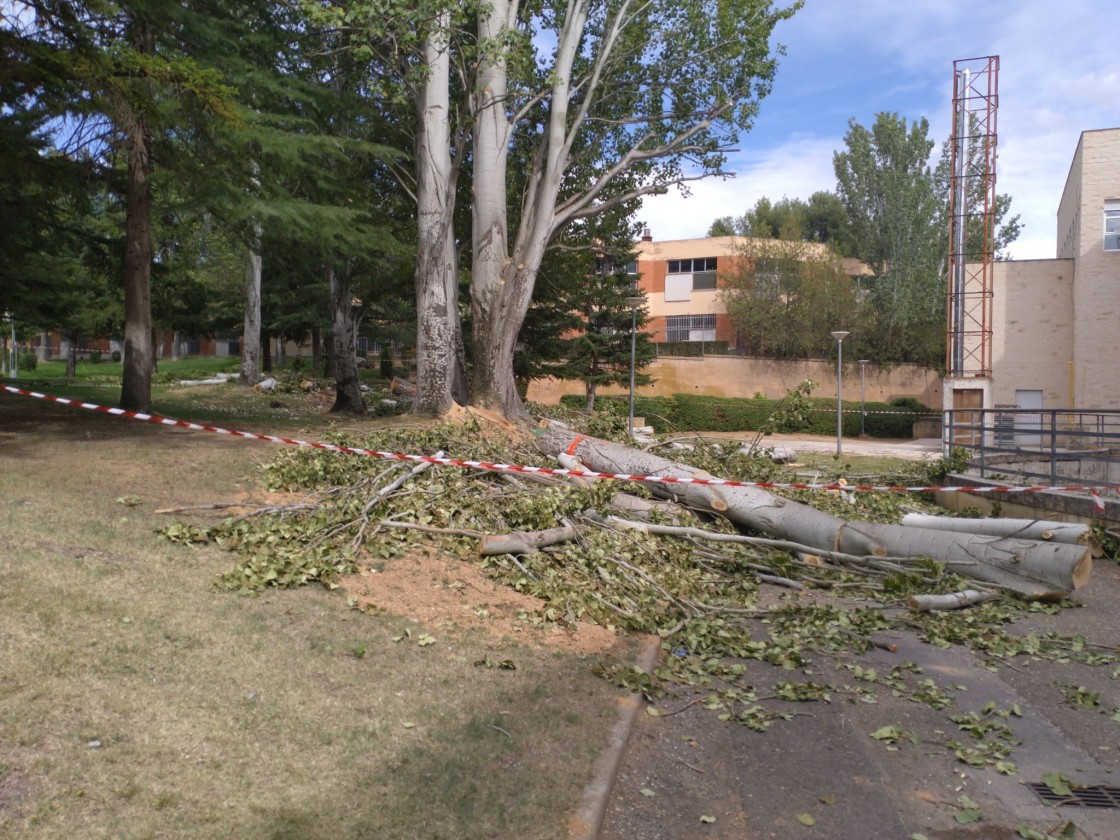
[989,258,1075,407]
[526,355,942,407]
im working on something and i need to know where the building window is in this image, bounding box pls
[665,256,718,299]
[665,314,717,343]
[1105,200,1120,251]
[667,257,717,274]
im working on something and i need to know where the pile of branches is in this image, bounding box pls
[159,416,1116,733]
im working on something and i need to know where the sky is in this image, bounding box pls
[638,0,1118,260]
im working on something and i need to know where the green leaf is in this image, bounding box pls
[640,788,655,797]
[699,814,716,823]
[953,809,982,824]
[1042,771,1072,797]
[995,760,1018,775]
[796,812,816,826]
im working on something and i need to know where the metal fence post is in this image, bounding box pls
[1049,410,1058,486]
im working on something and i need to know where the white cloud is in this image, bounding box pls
[638,135,840,239]
[640,0,1116,261]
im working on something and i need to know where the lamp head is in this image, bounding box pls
[830,330,850,342]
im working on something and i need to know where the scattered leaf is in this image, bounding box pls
[640,788,655,798]
[699,814,716,824]
[954,809,982,824]
[1042,771,1072,797]
[796,812,816,826]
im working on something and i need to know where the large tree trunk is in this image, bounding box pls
[469,1,589,420]
[413,10,468,416]
[540,430,1092,599]
[239,221,262,386]
[118,20,155,413]
[469,0,517,416]
[328,264,365,415]
[65,331,78,378]
[901,513,1099,552]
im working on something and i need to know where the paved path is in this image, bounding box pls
[685,431,943,461]
[599,561,1120,840]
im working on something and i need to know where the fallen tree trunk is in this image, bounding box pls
[539,429,1091,600]
[900,513,1101,556]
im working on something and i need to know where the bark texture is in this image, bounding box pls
[118,19,155,413]
[328,265,366,415]
[901,514,1100,554]
[539,429,1092,599]
[414,11,468,416]
[239,222,262,386]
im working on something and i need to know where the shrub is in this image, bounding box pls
[287,355,307,373]
[18,352,38,371]
[379,346,394,380]
[560,390,927,439]
[655,340,729,357]
[89,350,102,364]
[863,397,935,438]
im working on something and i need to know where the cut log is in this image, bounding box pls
[907,589,1000,612]
[479,525,580,556]
[900,513,1102,557]
[539,429,1091,600]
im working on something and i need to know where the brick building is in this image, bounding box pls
[632,232,871,349]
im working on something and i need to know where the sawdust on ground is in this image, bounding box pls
[340,547,621,657]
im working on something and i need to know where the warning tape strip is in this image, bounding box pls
[2,385,1115,507]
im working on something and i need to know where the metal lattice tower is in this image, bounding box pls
[947,56,999,378]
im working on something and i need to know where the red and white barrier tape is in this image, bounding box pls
[2,385,1115,507]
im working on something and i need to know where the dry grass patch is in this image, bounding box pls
[0,394,626,839]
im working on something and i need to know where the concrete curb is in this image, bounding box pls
[569,635,662,840]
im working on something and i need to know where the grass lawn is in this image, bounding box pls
[0,387,626,839]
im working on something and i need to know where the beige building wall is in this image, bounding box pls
[953,127,1120,416]
[527,356,942,408]
[1060,129,1120,408]
[989,259,1075,407]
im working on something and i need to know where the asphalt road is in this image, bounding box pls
[599,560,1119,840]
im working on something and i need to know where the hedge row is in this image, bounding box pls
[655,340,730,357]
[559,393,936,439]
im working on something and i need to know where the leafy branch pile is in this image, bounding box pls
[159,418,1117,763]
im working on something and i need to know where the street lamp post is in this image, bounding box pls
[858,359,869,437]
[624,296,645,439]
[830,330,850,456]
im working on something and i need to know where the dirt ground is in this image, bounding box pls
[341,547,620,657]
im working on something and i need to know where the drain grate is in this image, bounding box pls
[1028,783,1120,808]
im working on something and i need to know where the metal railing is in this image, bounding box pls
[944,407,1120,487]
